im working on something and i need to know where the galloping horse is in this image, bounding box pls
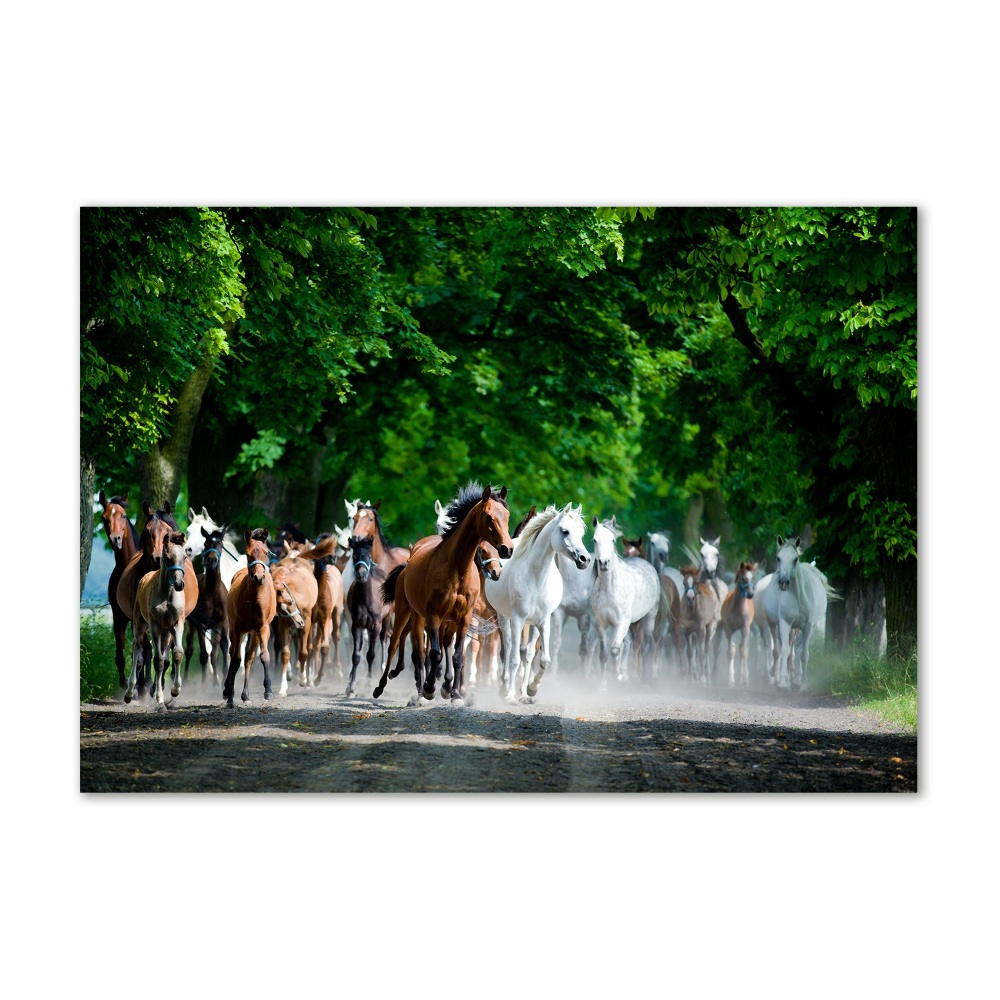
[759,536,837,692]
[98,490,140,688]
[672,564,721,685]
[223,529,298,707]
[590,516,666,686]
[116,501,197,698]
[486,504,590,703]
[344,534,392,697]
[126,531,198,708]
[271,535,337,695]
[718,560,757,687]
[307,533,345,685]
[183,526,231,687]
[373,482,513,705]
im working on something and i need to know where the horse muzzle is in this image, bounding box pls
[598,559,610,572]
[498,544,513,559]
[778,580,790,591]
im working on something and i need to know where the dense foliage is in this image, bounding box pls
[81,206,917,651]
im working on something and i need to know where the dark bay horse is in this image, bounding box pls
[344,534,392,697]
[98,490,140,687]
[373,482,513,705]
[183,526,231,687]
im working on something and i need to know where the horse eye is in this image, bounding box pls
[561,527,569,535]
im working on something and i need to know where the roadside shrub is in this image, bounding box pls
[80,613,122,703]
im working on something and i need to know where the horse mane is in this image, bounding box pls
[510,504,577,558]
[440,481,508,541]
[679,564,700,578]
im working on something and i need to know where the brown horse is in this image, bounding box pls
[344,534,393,697]
[465,538,503,687]
[271,534,338,695]
[126,531,199,707]
[373,482,513,705]
[299,533,344,686]
[719,560,757,688]
[349,500,410,575]
[98,490,140,687]
[116,501,197,698]
[672,564,721,685]
[223,529,295,707]
[183,526,230,687]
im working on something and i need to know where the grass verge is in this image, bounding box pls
[80,612,123,703]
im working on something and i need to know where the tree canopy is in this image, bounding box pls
[80,206,917,651]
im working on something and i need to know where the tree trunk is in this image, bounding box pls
[137,349,216,511]
[682,494,704,555]
[827,568,886,654]
[81,453,96,596]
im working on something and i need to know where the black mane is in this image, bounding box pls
[440,481,508,541]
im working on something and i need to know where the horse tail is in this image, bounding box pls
[381,564,405,606]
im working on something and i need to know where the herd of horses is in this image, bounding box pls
[96,482,838,711]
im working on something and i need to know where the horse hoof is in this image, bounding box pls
[450,696,465,707]
[526,683,539,697]
[171,686,180,698]
[373,686,384,699]
[241,692,251,703]
[226,699,235,709]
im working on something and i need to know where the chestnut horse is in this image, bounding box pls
[98,490,140,687]
[349,500,410,575]
[672,564,721,685]
[719,560,757,687]
[116,501,197,698]
[373,482,513,705]
[126,531,199,707]
[223,529,299,707]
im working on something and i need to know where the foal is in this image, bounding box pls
[719,560,757,687]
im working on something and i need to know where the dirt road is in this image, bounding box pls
[80,649,916,792]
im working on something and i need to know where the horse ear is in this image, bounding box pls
[375,499,382,511]
[499,485,508,501]
[143,500,153,517]
[244,529,253,545]
[434,500,443,514]
[482,484,493,502]
[201,506,209,518]
[99,489,108,506]
[592,515,599,528]
[794,536,802,550]
[162,500,172,514]
[712,537,720,547]
[777,535,785,547]
[188,507,196,522]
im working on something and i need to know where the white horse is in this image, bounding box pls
[183,506,247,590]
[486,504,590,704]
[758,535,838,691]
[590,516,666,686]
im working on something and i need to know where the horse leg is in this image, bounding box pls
[223,628,243,708]
[739,623,750,687]
[169,622,184,699]
[596,624,611,691]
[111,606,129,688]
[793,625,812,692]
[124,617,145,704]
[503,616,524,704]
[525,617,552,700]
[364,624,378,692]
[297,613,312,687]
[450,627,469,703]
[611,620,630,682]
[727,629,737,688]
[423,621,443,701]
[240,633,260,704]
[277,622,292,696]
[347,623,364,697]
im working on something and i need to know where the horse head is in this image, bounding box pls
[162,531,188,592]
[736,560,758,599]
[647,531,670,569]
[184,506,221,558]
[245,528,271,585]
[351,503,380,545]
[478,484,513,559]
[476,539,503,581]
[699,537,722,579]
[274,578,305,628]
[775,535,802,592]
[141,501,174,565]
[99,490,130,550]
[680,565,700,603]
[201,526,226,575]
[556,504,590,569]
[591,516,622,572]
[349,535,376,583]
[623,537,643,559]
